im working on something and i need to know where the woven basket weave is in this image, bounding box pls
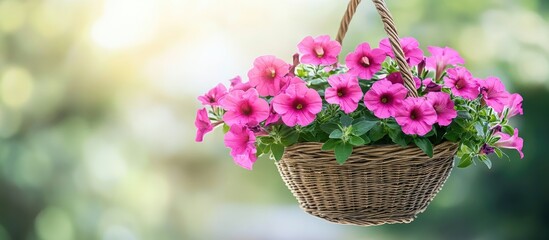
[275,0,460,225]
[276,142,458,226]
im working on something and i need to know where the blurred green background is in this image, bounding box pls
[0,0,547,239]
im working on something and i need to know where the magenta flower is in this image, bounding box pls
[229,76,252,92]
[426,92,457,126]
[198,83,228,106]
[345,42,386,80]
[363,79,408,118]
[325,74,363,114]
[386,72,421,89]
[264,105,281,126]
[494,128,524,159]
[248,55,290,96]
[220,88,269,126]
[195,108,213,142]
[422,78,442,93]
[224,125,257,170]
[426,46,464,80]
[379,37,424,66]
[444,67,480,100]
[272,83,322,127]
[479,77,510,113]
[504,93,524,118]
[395,98,437,136]
[297,35,341,66]
[279,76,306,93]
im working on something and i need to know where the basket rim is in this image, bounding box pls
[285,140,458,151]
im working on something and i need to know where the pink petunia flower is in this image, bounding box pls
[248,55,290,96]
[444,67,480,100]
[422,78,442,93]
[426,92,457,126]
[279,76,306,94]
[345,42,386,80]
[264,104,281,126]
[220,88,269,126]
[426,46,465,80]
[504,93,524,118]
[364,79,408,118]
[195,108,213,142]
[325,74,363,114]
[379,37,424,66]
[198,83,228,106]
[224,125,257,170]
[494,128,524,159]
[395,98,437,136]
[386,72,421,89]
[479,77,510,113]
[297,35,341,66]
[229,76,252,92]
[272,82,322,127]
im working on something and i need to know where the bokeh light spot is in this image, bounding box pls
[0,0,25,33]
[35,207,74,240]
[1,66,34,109]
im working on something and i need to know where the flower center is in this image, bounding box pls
[314,46,325,58]
[380,94,391,104]
[295,103,303,110]
[209,96,216,103]
[240,103,253,116]
[266,67,276,79]
[360,56,371,67]
[455,79,465,90]
[337,88,346,97]
[410,108,421,120]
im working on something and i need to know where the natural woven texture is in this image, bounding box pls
[276,142,458,226]
[336,0,418,97]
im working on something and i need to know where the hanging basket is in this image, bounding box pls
[275,0,459,226]
[277,142,458,226]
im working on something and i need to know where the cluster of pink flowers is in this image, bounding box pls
[196,35,524,169]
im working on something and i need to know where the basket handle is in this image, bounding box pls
[336,0,419,97]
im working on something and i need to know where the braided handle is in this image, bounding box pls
[336,0,419,97]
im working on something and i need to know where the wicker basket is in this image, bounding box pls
[276,142,458,226]
[275,0,460,226]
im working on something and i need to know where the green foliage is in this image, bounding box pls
[414,137,434,158]
[334,142,353,165]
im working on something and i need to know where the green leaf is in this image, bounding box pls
[335,142,353,165]
[321,123,340,134]
[281,131,299,146]
[223,124,230,134]
[259,137,274,144]
[414,138,434,158]
[271,144,285,161]
[482,157,492,169]
[457,110,472,119]
[300,132,318,142]
[352,120,378,136]
[322,139,340,151]
[256,144,267,157]
[386,121,401,130]
[502,125,515,136]
[349,136,365,146]
[455,118,469,128]
[474,122,485,137]
[340,115,353,127]
[360,134,372,145]
[388,129,409,147]
[329,129,343,139]
[367,123,386,142]
[457,154,473,168]
[494,147,503,158]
